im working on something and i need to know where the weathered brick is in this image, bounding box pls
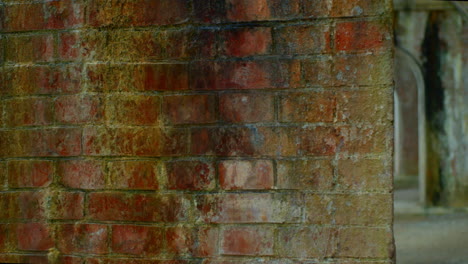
[302,58,333,87]
[59,31,81,60]
[331,0,390,17]
[58,160,105,190]
[279,92,336,123]
[7,160,53,188]
[333,53,393,86]
[87,0,189,27]
[3,65,82,95]
[55,95,103,124]
[219,93,274,123]
[278,126,340,156]
[194,227,219,257]
[0,163,6,190]
[334,194,392,226]
[57,224,109,254]
[337,158,391,191]
[336,21,391,52]
[275,24,330,55]
[166,226,193,256]
[338,125,389,154]
[336,227,393,258]
[166,161,215,191]
[4,98,54,127]
[221,226,274,256]
[0,224,10,252]
[163,94,216,124]
[221,27,272,57]
[277,226,337,258]
[88,192,189,222]
[108,161,159,190]
[106,95,160,125]
[48,191,84,220]
[277,159,333,190]
[5,34,54,63]
[303,194,334,224]
[337,90,392,123]
[2,192,47,220]
[87,63,189,92]
[111,225,164,256]
[219,160,273,190]
[225,0,271,22]
[196,193,302,223]
[16,223,54,251]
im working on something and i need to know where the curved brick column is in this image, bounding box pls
[0,0,394,263]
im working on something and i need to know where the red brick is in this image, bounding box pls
[219,93,274,123]
[166,227,193,256]
[16,191,47,220]
[58,160,105,189]
[226,0,271,22]
[55,95,103,124]
[275,25,330,55]
[194,227,219,257]
[302,58,333,86]
[87,63,189,92]
[112,225,164,256]
[278,227,337,258]
[3,3,45,32]
[106,95,160,125]
[166,161,215,191]
[279,126,340,156]
[163,94,216,124]
[0,224,9,252]
[336,21,391,52]
[190,60,299,90]
[279,92,336,123]
[219,160,273,190]
[4,98,54,127]
[277,159,333,190]
[336,227,393,258]
[7,160,53,188]
[221,226,274,256]
[16,223,54,251]
[43,0,84,30]
[108,161,159,190]
[191,127,278,157]
[337,158,391,191]
[331,0,390,17]
[88,192,189,222]
[59,32,81,60]
[334,194,392,226]
[48,191,84,220]
[5,34,54,63]
[4,65,82,95]
[88,0,188,27]
[196,193,302,223]
[222,27,272,57]
[57,224,108,254]
[0,163,5,190]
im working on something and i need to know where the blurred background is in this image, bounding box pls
[393,0,468,263]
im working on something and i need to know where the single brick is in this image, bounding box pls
[219,160,273,190]
[166,161,215,191]
[337,158,391,191]
[303,194,334,224]
[106,95,160,125]
[279,92,336,123]
[333,53,393,86]
[334,194,392,226]
[336,227,394,258]
[55,95,103,124]
[336,21,391,52]
[7,160,53,188]
[56,224,108,254]
[338,125,389,154]
[278,226,337,258]
[5,34,54,63]
[331,0,390,17]
[166,227,194,256]
[278,126,340,156]
[58,160,105,190]
[219,93,274,123]
[59,31,82,60]
[163,94,216,124]
[196,193,302,223]
[0,224,9,252]
[277,159,333,190]
[194,227,219,257]
[88,192,189,222]
[48,191,84,220]
[2,3,45,31]
[226,0,271,22]
[16,191,47,220]
[87,0,188,27]
[337,90,392,123]
[302,58,333,87]
[222,27,272,57]
[111,225,164,256]
[16,223,54,251]
[275,24,330,55]
[4,98,54,127]
[221,226,274,256]
[108,161,159,190]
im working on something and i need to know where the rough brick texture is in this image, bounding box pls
[0,0,394,263]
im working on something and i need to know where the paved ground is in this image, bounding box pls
[394,189,468,264]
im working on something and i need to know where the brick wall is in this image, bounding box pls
[0,0,395,263]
